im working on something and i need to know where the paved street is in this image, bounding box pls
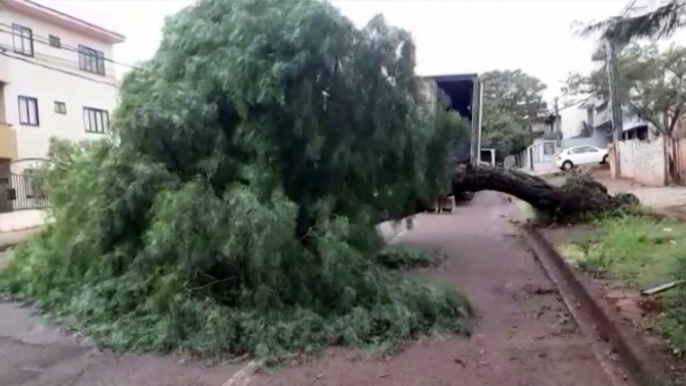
[0,303,244,386]
[0,192,613,386]
[251,193,610,386]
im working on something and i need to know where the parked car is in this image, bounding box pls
[556,145,609,170]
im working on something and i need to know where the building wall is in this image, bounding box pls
[561,128,609,150]
[0,6,119,160]
[616,136,666,186]
[559,104,589,139]
[0,209,48,232]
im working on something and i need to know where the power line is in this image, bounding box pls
[0,22,139,70]
[0,37,117,79]
[0,46,118,86]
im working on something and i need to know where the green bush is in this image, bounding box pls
[0,0,471,361]
[376,244,447,269]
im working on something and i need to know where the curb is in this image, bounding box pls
[524,226,664,386]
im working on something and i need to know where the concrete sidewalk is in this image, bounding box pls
[0,227,43,250]
[592,170,686,211]
[546,169,686,212]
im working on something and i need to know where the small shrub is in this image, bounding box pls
[375,245,447,269]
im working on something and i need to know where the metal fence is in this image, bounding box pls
[0,172,50,213]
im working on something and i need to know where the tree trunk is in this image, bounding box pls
[450,166,638,220]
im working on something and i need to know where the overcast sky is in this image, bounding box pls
[37,0,637,102]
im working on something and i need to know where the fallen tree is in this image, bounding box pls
[451,166,639,220]
[0,0,472,361]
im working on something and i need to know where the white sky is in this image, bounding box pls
[36,0,637,103]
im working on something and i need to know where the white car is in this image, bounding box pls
[556,145,609,170]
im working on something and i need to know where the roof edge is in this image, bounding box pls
[1,0,126,44]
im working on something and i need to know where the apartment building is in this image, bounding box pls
[0,0,125,167]
[0,0,125,231]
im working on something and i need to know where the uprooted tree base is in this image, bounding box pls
[451,166,639,221]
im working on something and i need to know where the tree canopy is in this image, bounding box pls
[0,0,470,359]
[480,70,547,157]
[581,0,686,46]
[565,43,686,135]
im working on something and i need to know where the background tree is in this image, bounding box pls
[565,43,686,137]
[565,42,686,181]
[480,70,548,158]
[582,0,686,45]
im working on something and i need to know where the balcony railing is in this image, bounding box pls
[0,122,17,160]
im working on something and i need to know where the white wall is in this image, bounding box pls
[0,6,119,160]
[0,209,48,232]
[559,104,589,140]
[616,136,666,186]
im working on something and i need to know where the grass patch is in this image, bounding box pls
[375,245,446,269]
[556,214,686,356]
[557,215,686,287]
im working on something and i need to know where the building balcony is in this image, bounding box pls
[0,122,17,160]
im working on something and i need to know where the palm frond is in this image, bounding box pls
[581,0,686,45]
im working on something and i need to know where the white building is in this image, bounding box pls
[0,0,125,231]
[0,0,125,165]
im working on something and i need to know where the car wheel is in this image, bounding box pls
[601,155,609,164]
[562,160,574,170]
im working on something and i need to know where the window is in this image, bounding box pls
[49,35,61,48]
[54,101,66,114]
[543,142,555,155]
[83,107,109,133]
[18,96,39,126]
[78,45,106,76]
[581,146,598,153]
[12,24,33,57]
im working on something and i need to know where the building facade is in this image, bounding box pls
[0,0,125,231]
[0,0,125,166]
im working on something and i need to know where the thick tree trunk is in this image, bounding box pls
[450,166,638,220]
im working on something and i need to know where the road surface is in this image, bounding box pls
[251,192,610,386]
[1,192,611,386]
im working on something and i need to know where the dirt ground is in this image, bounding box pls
[251,192,610,386]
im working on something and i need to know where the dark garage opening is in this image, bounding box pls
[431,74,476,164]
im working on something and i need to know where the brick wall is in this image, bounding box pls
[616,136,665,186]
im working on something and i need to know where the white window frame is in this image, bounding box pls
[83,107,109,134]
[18,96,39,126]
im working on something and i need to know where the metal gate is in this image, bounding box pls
[0,159,50,214]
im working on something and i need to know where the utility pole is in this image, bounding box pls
[605,37,623,177]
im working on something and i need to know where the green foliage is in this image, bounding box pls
[580,1,686,46]
[376,244,446,269]
[565,42,686,135]
[558,215,684,286]
[480,70,547,157]
[1,0,470,360]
